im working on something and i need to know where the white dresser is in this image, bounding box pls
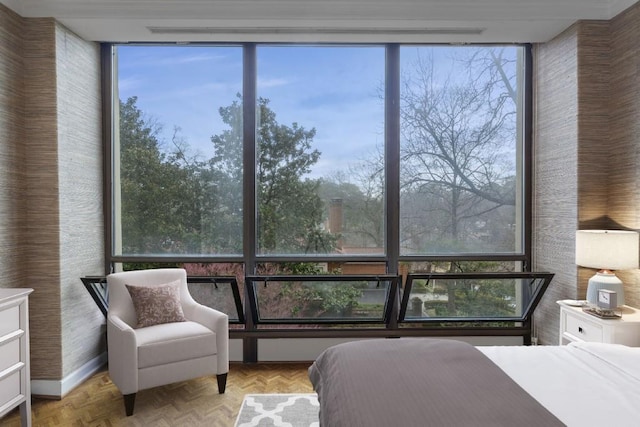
[0,288,33,427]
[557,300,640,346]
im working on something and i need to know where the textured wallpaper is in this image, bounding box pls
[0,4,104,383]
[532,27,580,345]
[608,3,640,308]
[533,2,640,344]
[0,4,26,288]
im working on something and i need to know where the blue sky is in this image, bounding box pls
[117,45,386,179]
[118,46,243,157]
[117,44,519,180]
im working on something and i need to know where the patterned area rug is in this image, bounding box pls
[235,393,319,427]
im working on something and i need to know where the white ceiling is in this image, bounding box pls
[1,0,638,43]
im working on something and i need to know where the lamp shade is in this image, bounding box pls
[575,230,639,271]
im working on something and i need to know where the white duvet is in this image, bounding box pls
[479,342,640,426]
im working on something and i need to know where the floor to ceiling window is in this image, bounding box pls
[106,43,531,349]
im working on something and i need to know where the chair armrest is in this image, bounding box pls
[188,304,229,374]
[107,314,139,394]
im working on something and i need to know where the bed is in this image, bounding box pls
[308,338,640,426]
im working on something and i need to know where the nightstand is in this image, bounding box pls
[557,300,640,346]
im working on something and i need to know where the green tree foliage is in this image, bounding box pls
[119,94,336,256]
[407,259,517,318]
[207,97,244,253]
[256,97,335,253]
[210,95,337,254]
[119,97,213,254]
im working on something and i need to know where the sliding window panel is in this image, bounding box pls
[399,46,526,256]
[255,45,386,256]
[113,45,243,257]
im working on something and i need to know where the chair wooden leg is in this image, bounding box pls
[217,373,228,394]
[123,393,136,416]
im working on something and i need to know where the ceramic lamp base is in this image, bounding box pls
[585,272,625,307]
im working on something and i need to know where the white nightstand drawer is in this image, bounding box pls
[564,312,604,342]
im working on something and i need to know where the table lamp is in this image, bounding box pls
[575,230,639,307]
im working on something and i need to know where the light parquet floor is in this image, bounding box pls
[1,363,313,427]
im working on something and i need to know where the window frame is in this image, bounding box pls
[102,42,534,360]
[398,272,554,324]
[245,274,399,325]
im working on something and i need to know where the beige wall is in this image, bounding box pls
[532,26,580,345]
[0,4,104,387]
[533,2,640,344]
[608,4,640,307]
[55,23,105,378]
[0,2,26,294]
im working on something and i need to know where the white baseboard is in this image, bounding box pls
[31,352,107,399]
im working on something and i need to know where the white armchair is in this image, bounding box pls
[106,268,229,416]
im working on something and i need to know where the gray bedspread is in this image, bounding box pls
[308,338,565,427]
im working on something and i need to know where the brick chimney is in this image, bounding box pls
[328,198,343,235]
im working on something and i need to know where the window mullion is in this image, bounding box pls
[243,43,258,362]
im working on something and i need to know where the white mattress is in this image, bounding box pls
[479,342,640,426]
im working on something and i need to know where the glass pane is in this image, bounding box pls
[400,273,551,321]
[188,279,243,324]
[256,45,385,255]
[80,276,108,317]
[183,262,245,324]
[247,276,396,323]
[401,260,518,275]
[254,261,387,276]
[399,46,524,255]
[114,45,243,256]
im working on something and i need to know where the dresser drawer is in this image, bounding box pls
[0,338,20,372]
[0,370,21,410]
[564,312,604,342]
[0,305,19,336]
